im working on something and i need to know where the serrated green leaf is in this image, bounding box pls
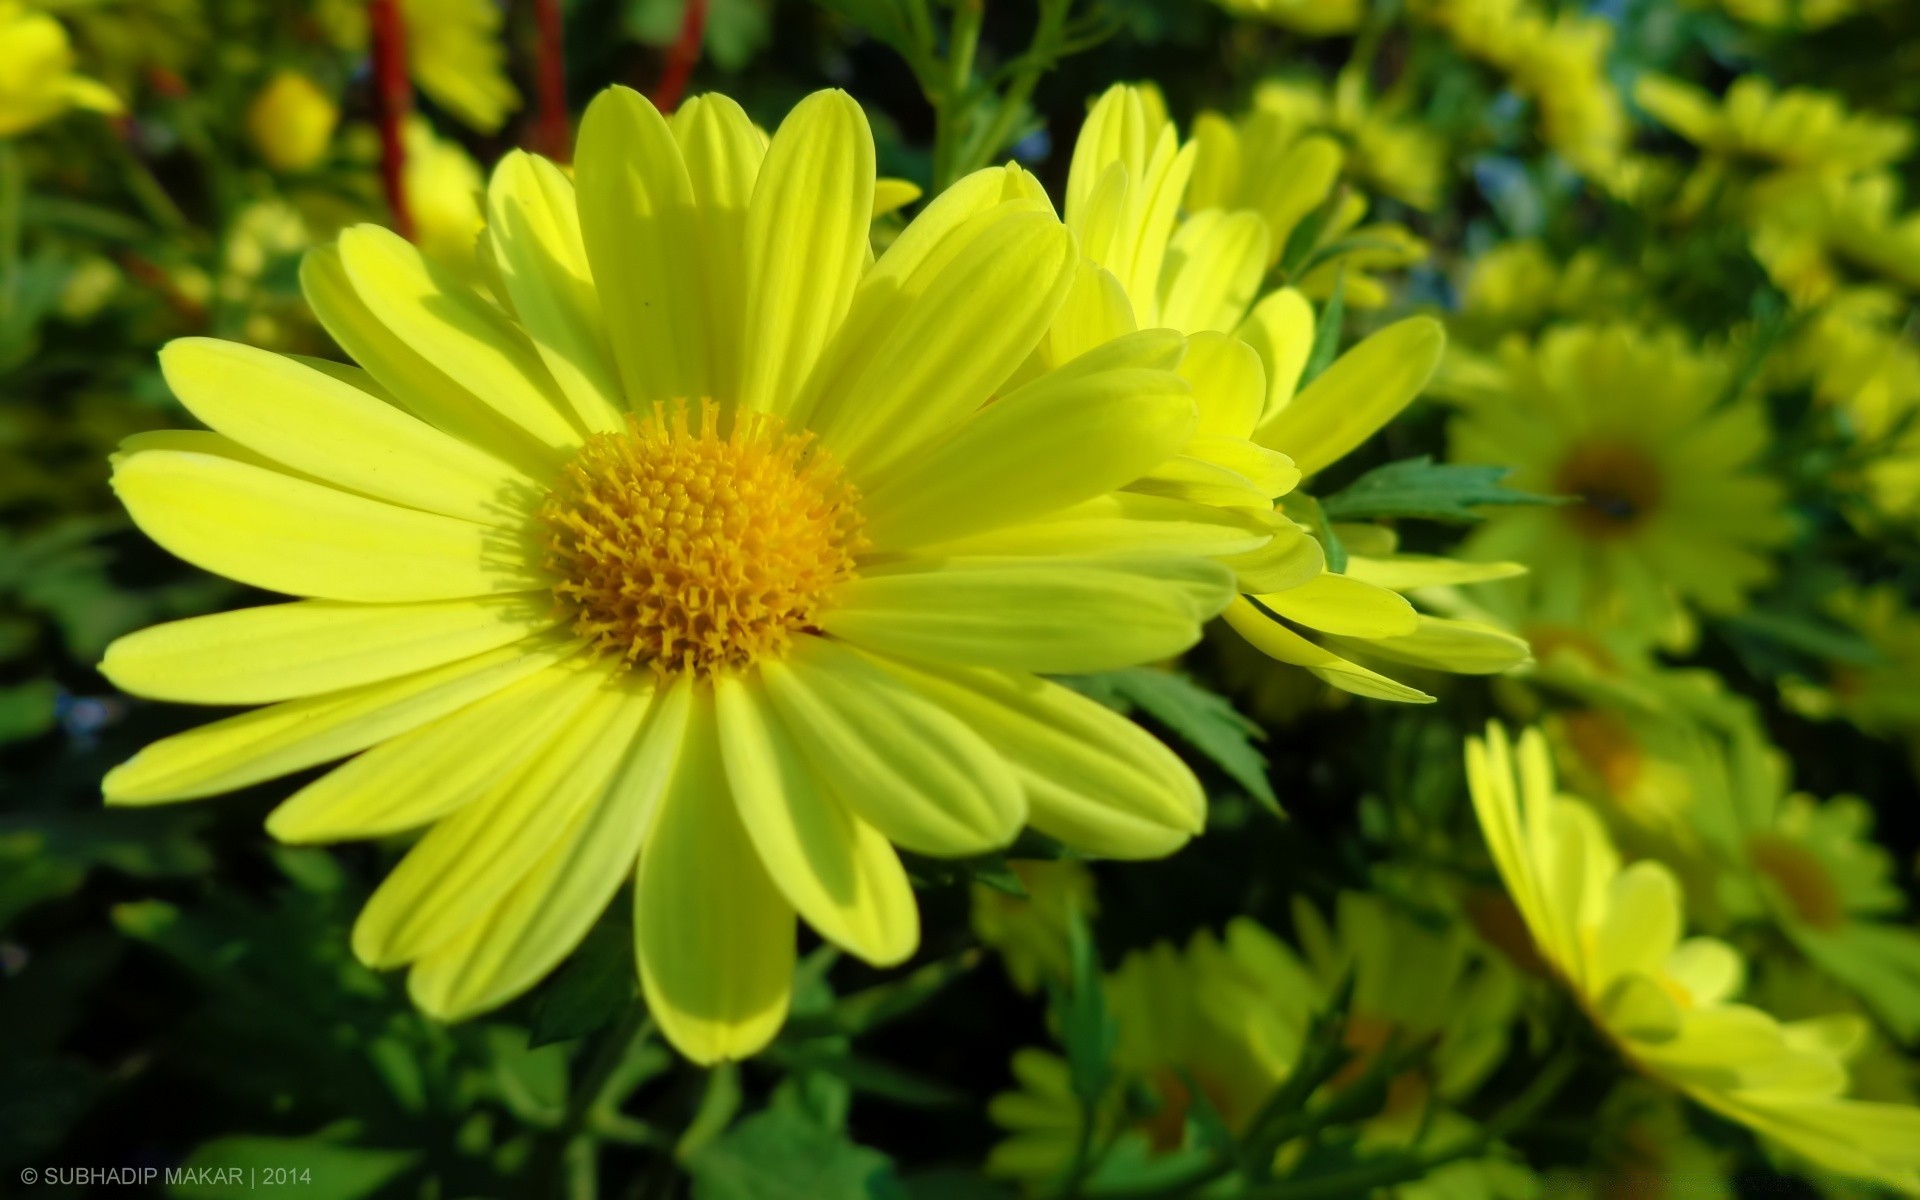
[1319,457,1567,524]
[686,1107,896,1200]
[1082,669,1281,815]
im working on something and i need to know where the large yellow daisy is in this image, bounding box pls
[1466,723,1920,1191]
[98,87,1246,1064]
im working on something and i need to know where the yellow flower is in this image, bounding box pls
[403,117,486,281]
[1780,587,1920,746]
[1636,74,1913,179]
[1540,1083,1734,1200]
[1454,240,1643,337]
[1465,723,1920,1191]
[97,88,1242,1064]
[989,895,1520,1185]
[247,71,340,173]
[0,0,122,137]
[1449,324,1791,649]
[403,0,521,134]
[971,859,1098,995]
[1063,85,1527,705]
[1746,171,1920,304]
[1211,0,1366,36]
[1685,0,1886,29]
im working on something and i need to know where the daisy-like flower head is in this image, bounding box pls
[1454,241,1644,339]
[1781,587,1920,744]
[1747,171,1920,305]
[1636,74,1914,179]
[401,0,520,134]
[1465,723,1920,1192]
[99,87,1244,1064]
[988,895,1520,1186]
[1449,324,1791,650]
[1063,85,1529,706]
[1210,0,1366,36]
[0,0,122,137]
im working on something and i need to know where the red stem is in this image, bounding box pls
[651,0,708,115]
[369,0,414,240]
[531,0,570,161]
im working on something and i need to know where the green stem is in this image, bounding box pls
[541,1006,654,1200]
[930,0,985,193]
[109,132,190,236]
[0,140,22,327]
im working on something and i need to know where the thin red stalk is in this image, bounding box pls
[531,0,570,161]
[651,0,708,115]
[369,0,414,240]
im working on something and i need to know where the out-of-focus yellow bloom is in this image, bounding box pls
[1684,0,1886,29]
[247,71,340,173]
[57,255,123,322]
[1449,324,1791,650]
[1466,724,1920,1192]
[971,859,1097,995]
[0,0,122,137]
[403,117,486,282]
[1453,241,1643,338]
[1411,0,1628,183]
[1540,1084,1734,1200]
[1063,85,1524,705]
[403,0,521,134]
[1217,75,1448,212]
[1747,171,1920,304]
[1781,588,1920,750]
[989,895,1520,1185]
[1211,0,1366,36]
[1636,75,1913,179]
[1771,291,1920,518]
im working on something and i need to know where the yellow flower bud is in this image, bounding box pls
[246,71,339,173]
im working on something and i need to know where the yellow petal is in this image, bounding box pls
[636,689,794,1064]
[351,665,648,967]
[486,151,626,432]
[872,177,923,218]
[301,246,557,478]
[1046,261,1137,367]
[673,93,766,406]
[1223,597,1433,703]
[821,556,1234,674]
[159,338,538,525]
[1256,572,1420,638]
[1254,317,1445,476]
[1180,330,1267,439]
[862,330,1197,550]
[1344,554,1527,590]
[101,595,557,706]
[1128,451,1284,507]
[1324,616,1531,675]
[1236,288,1315,423]
[804,203,1078,480]
[920,492,1273,561]
[408,677,694,1019]
[760,639,1025,857]
[574,86,706,407]
[1157,209,1270,334]
[882,659,1205,859]
[738,90,875,417]
[1252,135,1343,258]
[715,674,918,965]
[1219,517,1325,593]
[112,449,547,603]
[1590,860,1683,994]
[265,662,600,843]
[337,225,583,456]
[103,637,578,804]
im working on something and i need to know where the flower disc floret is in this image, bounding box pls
[543,400,866,677]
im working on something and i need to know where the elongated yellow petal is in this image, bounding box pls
[112,449,548,603]
[265,663,599,843]
[407,677,693,1019]
[101,595,557,706]
[1254,317,1445,476]
[1345,554,1527,590]
[637,690,793,1064]
[862,331,1197,550]
[1129,452,1285,508]
[673,93,765,406]
[804,204,1078,479]
[1324,615,1531,675]
[822,556,1234,674]
[715,675,917,965]
[301,246,558,478]
[1256,571,1419,638]
[1157,209,1270,334]
[760,639,1025,857]
[1223,597,1433,702]
[1180,330,1267,439]
[738,90,874,417]
[575,86,707,407]
[1236,288,1315,423]
[160,338,538,526]
[1220,518,1325,593]
[920,493,1273,561]
[1590,861,1683,995]
[1046,260,1137,366]
[353,667,646,968]
[1252,135,1343,259]
[883,659,1205,859]
[338,225,583,456]
[103,637,579,804]
[486,151,625,432]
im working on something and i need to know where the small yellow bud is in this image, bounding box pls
[247,71,339,173]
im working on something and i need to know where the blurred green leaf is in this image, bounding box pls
[527,905,637,1048]
[687,1107,897,1200]
[0,679,56,744]
[1320,457,1566,524]
[1068,669,1281,815]
[166,1136,418,1199]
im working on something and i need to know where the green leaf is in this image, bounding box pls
[686,1107,897,1200]
[770,1049,967,1109]
[1280,493,1347,573]
[165,1136,418,1199]
[527,906,637,1048]
[0,679,57,744]
[1051,910,1116,1108]
[1067,669,1281,815]
[786,952,980,1039]
[1299,267,1347,390]
[1318,457,1568,524]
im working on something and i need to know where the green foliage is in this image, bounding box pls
[1319,458,1567,524]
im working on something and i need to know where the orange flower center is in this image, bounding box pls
[1746,833,1845,930]
[1554,440,1665,539]
[542,400,866,677]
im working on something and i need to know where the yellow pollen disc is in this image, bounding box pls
[542,400,867,678]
